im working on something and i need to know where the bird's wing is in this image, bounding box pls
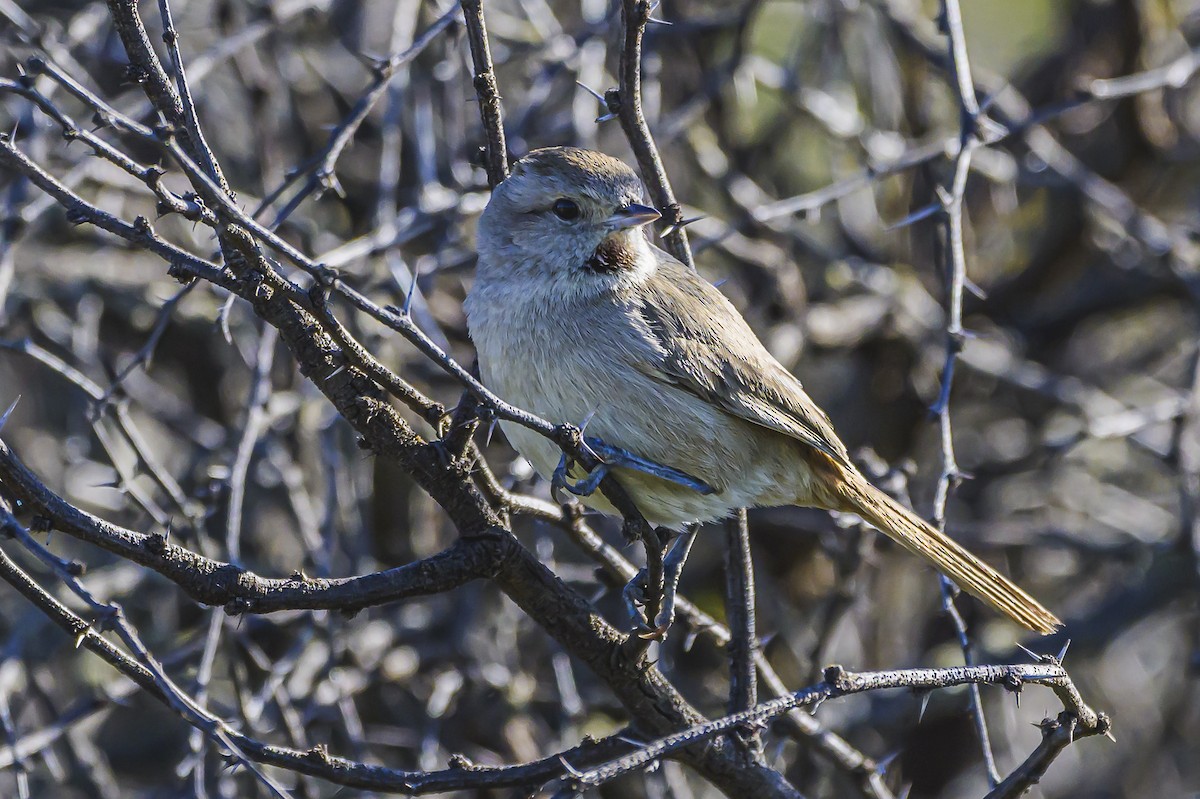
[624,247,851,466]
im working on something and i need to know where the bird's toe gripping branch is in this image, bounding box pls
[622,525,699,640]
[551,452,609,503]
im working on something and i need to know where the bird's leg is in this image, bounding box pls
[653,523,699,637]
[620,518,666,637]
[623,524,697,640]
[551,416,716,504]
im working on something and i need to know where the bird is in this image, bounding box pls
[465,146,1061,635]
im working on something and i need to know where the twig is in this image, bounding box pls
[508,491,895,799]
[154,0,223,187]
[880,0,1200,286]
[97,282,197,405]
[254,5,460,223]
[927,0,998,786]
[0,678,29,799]
[723,508,761,754]
[982,712,1108,799]
[3,339,174,526]
[104,0,227,191]
[460,0,508,186]
[0,434,505,612]
[225,324,277,563]
[0,502,294,798]
[446,0,510,462]
[550,662,1107,792]
[608,0,693,268]
[0,528,712,795]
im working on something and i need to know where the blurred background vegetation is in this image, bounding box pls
[1,0,1198,797]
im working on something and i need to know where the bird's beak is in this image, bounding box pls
[605,203,661,231]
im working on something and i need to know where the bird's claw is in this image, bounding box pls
[621,568,676,641]
[551,452,609,503]
[641,604,675,641]
[622,570,658,636]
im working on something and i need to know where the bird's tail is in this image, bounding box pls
[837,473,1061,634]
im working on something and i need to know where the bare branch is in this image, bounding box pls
[460,0,508,186]
[552,662,1108,793]
[608,0,693,268]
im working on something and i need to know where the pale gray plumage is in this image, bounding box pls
[466,146,1061,634]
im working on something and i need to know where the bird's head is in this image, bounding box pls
[475,147,661,297]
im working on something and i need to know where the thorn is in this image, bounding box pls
[217,294,235,344]
[886,202,941,231]
[574,81,607,104]
[1056,638,1071,665]
[568,80,614,122]
[660,216,703,238]
[403,262,422,316]
[646,1,672,24]
[917,689,932,723]
[964,276,988,300]
[875,749,901,774]
[558,754,584,778]
[0,395,19,432]
[1016,643,1040,662]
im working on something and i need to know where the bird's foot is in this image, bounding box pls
[621,569,672,640]
[550,452,608,502]
[621,526,698,641]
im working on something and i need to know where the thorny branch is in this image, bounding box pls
[927,0,1000,787]
[7,0,1197,795]
[609,0,694,268]
[550,662,1109,793]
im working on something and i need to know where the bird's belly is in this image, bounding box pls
[481,342,802,527]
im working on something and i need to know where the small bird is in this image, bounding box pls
[466,146,1061,635]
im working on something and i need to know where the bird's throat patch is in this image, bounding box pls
[585,237,639,274]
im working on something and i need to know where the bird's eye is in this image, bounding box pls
[552,199,581,221]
